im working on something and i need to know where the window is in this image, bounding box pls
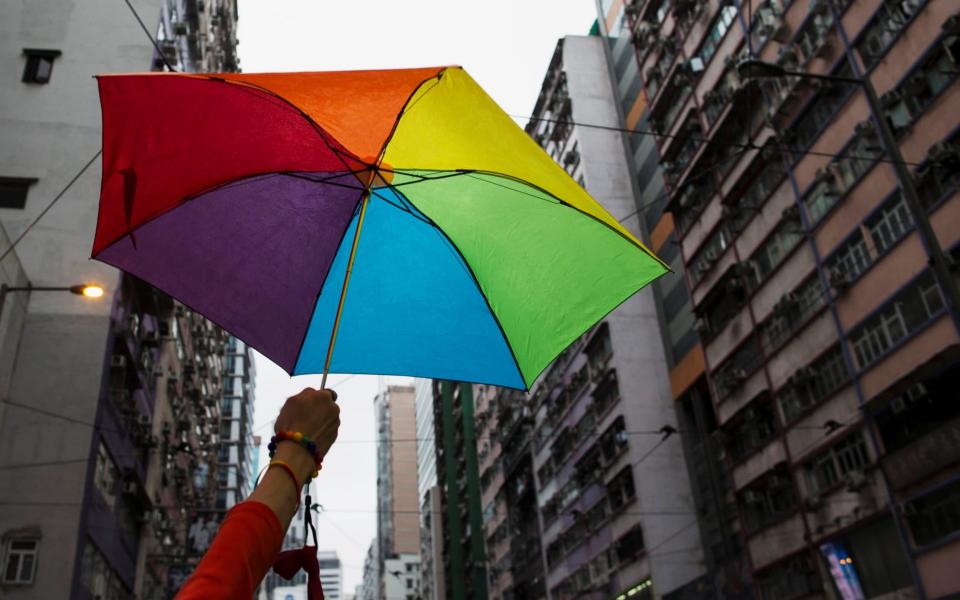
[689,225,731,285]
[826,191,913,287]
[806,433,870,493]
[598,416,628,465]
[696,5,738,68]
[614,526,645,565]
[592,370,621,416]
[907,478,960,547]
[745,221,803,289]
[713,336,762,398]
[833,129,879,191]
[868,192,912,254]
[725,400,777,462]
[2,539,38,584]
[586,325,612,371]
[81,540,128,599]
[875,366,960,454]
[740,470,797,532]
[779,345,850,422]
[791,64,855,151]
[607,466,636,511]
[804,170,841,224]
[756,552,820,600]
[761,274,826,351]
[849,271,944,368]
[699,272,747,338]
[881,46,957,135]
[749,0,788,49]
[94,443,118,508]
[856,0,923,70]
[22,49,61,84]
[0,177,37,209]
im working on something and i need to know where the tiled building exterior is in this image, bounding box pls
[601,0,960,598]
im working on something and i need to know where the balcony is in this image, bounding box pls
[881,414,960,490]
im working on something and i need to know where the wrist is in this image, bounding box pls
[273,442,315,483]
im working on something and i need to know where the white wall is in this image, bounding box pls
[0,1,160,597]
[563,35,706,597]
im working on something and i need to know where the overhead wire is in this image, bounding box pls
[123,0,177,72]
[0,150,101,264]
[513,113,934,169]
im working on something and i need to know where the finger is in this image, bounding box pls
[322,388,338,402]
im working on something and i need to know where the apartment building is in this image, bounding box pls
[217,336,256,510]
[615,0,960,597]
[521,36,706,600]
[431,380,489,600]
[0,1,239,597]
[593,4,751,597]
[474,383,546,600]
[374,385,421,599]
[415,377,447,600]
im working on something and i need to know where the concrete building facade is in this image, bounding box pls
[415,377,446,600]
[610,0,960,598]
[521,35,706,600]
[0,1,239,598]
[593,3,751,598]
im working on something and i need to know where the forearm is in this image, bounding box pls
[176,502,283,599]
[248,443,316,529]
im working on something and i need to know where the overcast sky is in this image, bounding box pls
[237,0,599,591]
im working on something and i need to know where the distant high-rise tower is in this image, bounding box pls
[414,378,446,600]
[217,337,256,510]
[318,550,343,600]
[374,385,421,599]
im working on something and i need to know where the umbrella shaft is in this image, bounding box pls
[320,191,370,389]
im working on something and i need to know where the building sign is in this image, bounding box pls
[613,577,653,600]
[819,542,866,600]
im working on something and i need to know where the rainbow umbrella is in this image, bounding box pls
[93,66,667,390]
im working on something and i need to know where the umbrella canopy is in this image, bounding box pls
[93,66,667,390]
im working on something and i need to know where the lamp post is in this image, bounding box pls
[0,282,105,318]
[737,58,960,332]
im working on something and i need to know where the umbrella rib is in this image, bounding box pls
[279,171,367,191]
[379,179,528,389]
[313,68,447,387]
[464,169,669,271]
[201,75,370,175]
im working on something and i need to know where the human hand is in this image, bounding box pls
[273,387,340,481]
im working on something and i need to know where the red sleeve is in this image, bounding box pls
[176,501,283,599]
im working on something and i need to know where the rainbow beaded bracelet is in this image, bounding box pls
[268,431,322,484]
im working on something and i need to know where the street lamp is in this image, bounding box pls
[0,282,105,316]
[737,58,960,330]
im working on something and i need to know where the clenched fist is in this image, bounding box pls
[273,387,340,482]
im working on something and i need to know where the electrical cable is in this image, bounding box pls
[513,113,934,169]
[123,0,177,72]
[0,150,101,264]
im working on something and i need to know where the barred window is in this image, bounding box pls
[761,274,826,350]
[779,345,850,423]
[850,271,944,368]
[746,222,803,289]
[907,479,960,547]
[868,193,912,254]
[806,433,870,493]
[607,467,637,511]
